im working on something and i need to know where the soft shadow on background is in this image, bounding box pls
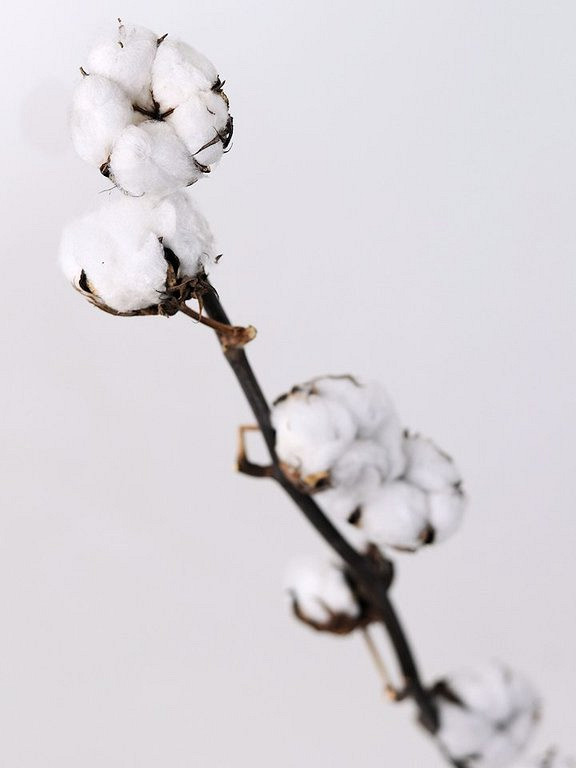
[2,1,575,766]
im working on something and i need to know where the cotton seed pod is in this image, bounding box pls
[285,558,374,635]
[271,375,406,496]
[432,662,541,768]
[59,191,216,314]
[72,20,232,196]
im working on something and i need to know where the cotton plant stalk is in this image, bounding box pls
[60,20,570,768]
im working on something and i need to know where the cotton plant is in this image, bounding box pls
[59,20,569,768]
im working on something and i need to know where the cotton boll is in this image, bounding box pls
[73,24,232,194]
[152,191,217,276]
[87,22,158,108]
[60,197,168,313]
[404,434,461,492]
[272,392,357,480]
[285,559,362,633]
[70,75,133,166]
[167,90,229,167]
[109,121,200,197]
[436,700,494,762]
[429,487,465,543]
[152,38,218,111]
[60,194,213,313]
[360,481,430,551]
[434,663,540,768]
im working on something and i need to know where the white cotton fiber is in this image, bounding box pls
[273,391,357,479]
[435,662,541,768]
[404,434,461,492]
[87,22,158,108]
[330,440,393,500]
[60,191,215,313]
[285,559,360,627]
[109,121,200,197]
[71,75,133,166]
[437,700,495,761]
[272,376,406,493]
[428,487,465,543]
[314,378,397,440]
[272,376,467,552]
[167,90,229,167]
[359,481,430,551]
[60,196,167,312]
[152,38,218,110]
[72,21,232,194]
[152,191,217,276]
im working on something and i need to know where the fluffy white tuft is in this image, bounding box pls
[87,22,158,108]
[59,191,216,312]
[360,481,431,551]
[271,376,405,495]
[404,434,461,492]
[109,121,200,197]
[167,90,229,168]
[435,661,541,768]
[284,558,360,627]
[152,191,217,275]
[352,432,465,551]
[152,38,218,110]
[70,75,133,166]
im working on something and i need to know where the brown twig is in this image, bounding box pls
[177,302,256,349]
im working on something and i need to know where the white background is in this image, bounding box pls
[1,1,575,765]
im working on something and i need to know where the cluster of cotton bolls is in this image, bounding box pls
[71,20,232,197]
[271,375,465,552]
[432,662,541,768]
[61,21,228,315]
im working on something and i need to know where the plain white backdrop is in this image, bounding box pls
[1,1,575,765]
